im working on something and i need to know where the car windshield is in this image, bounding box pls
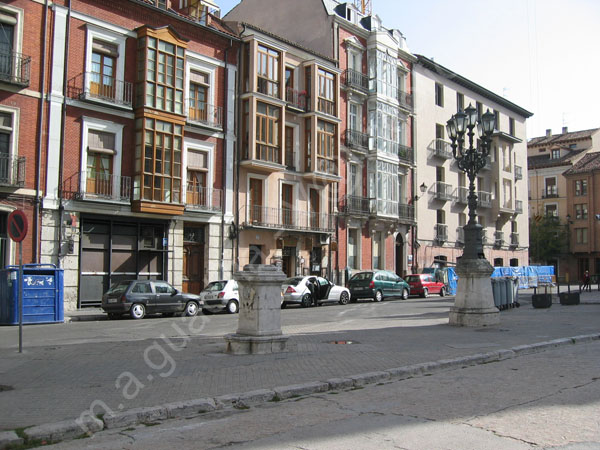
[205,281,227,291]
[350,272,372,281]
[405,275,420,283]
[284,277,304,286]
[105,281,132,295]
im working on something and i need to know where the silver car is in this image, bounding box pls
[200,280,240,314]
[281,276,350,308]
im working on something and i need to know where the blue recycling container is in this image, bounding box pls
[0,264,64,325]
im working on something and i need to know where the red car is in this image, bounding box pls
[405,274,446,298]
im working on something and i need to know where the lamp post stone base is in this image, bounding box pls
[449,257,499,327]
[224,264,289,355]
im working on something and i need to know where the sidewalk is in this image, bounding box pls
[1,292,599,447]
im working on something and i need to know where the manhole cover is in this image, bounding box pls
[327,340,358,345]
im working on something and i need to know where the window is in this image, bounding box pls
[285,66,294,89]
[435,123,445,151]
[476,101,482,118]
[249,245,263,264]
[435,83,444,106]
[86,26,127,105]
[575,204,588,220]
[138,34,185,114]
[369,50,397,99]
[186,149,209,207]
[90,41,117,100]
[367,160,398,215]
[544,177,557,197]
[551,149,560,159]
[493,110,500,131]
[0,5,28,86]
[545,204,558,217]
[575,179,588,196]
[317,68,336,115]
[509,117,515,136]
[349,163,360,197]
[188,71,210,123]
[316,120,336,174]
[86,130,115,196]
[456,92,464,111]
[257,44,280,98]
[503,179,512,208]
[256,102,281,163]
[349,102,361,131]
[0,110,14,183]
[576,228,588,244]
[348,228,359,269]
[369,102,399,156]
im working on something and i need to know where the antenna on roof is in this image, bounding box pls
[353,0,372,15]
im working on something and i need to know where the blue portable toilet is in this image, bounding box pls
[0,264,64,325]
[447,267,458,296]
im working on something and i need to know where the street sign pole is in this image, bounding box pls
[18,241,23,353]
[8,210,28,354]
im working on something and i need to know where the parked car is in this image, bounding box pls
[405,274,446,297]
[348,270,410,302]
[200,280,240,314]
[102,280,202,320]
[281,276,350,308]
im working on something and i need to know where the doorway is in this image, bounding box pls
[395,233,404,277]
[282,246,296,277]
[183,225,205,293]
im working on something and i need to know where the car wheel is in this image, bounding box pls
[226,300,239,314]
[281,302,287,309]
[374,290,383,302]
[184,301,199,317]
[439,287,446,297]
[338,291,350,305]
[130,303,145,320]
[401,288,409,300]
[301,294,312,308]
[422,288,429,298]
[202,308,213,315]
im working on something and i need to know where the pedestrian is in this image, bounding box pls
[306,278,316,306]
[581,270,591,292]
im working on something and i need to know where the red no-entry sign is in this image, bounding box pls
[8,210,27,242]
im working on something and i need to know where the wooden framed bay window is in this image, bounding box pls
[317,68,335,115]
[255,101,281,163]
[316,120,337,175]
[257,44,280,98]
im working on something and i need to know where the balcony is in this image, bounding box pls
[431,139,453,159]
[494,231,504,247]
[257,77,280,99]
[285,87,309,112]
[515,200,523,214]
[185,186,222,212]
[345,129,369,152]
[515,165,523,180]
[398,91,413,110]
[434,182,453,201]
[510,232,519,247]
[455,186,468,204]
[435,223,448,242]
[0,50,31,86]
[398,203,415,222]
[243,205,334,232]
[342,68,368,93]
[480,156,492,170]
[64,171,131,203]
[456,227,465,245]
[0,154,25,187]
[398,144,414,165]
[543,186,558,198]
[339,195,371,216]
[482,229,488,244]
[241,145,285,173]
[67,73,133,108]
[477,191,492,208]
[186,100,223,129]
[371,198,398,217]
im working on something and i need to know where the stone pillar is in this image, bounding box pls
[224,264,289,354]
[449,257,499,327]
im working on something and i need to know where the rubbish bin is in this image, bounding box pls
[491,278,504,309]
[504,277,516,308]
[0,264,64,325]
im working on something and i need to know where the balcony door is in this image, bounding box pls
[0,22,14,79]
[187,170,207,207]
[189,82,208,122]
[91,45,116,100]
[249,178,263,222]
[310,188,320,228]
[281,183,293,226]
[285,126,295,170]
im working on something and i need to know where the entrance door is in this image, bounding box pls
[282,246,296,277]
[249,178,263,222]
[395,233,404,277]
[281,183,293,226]
[183,225,205,293]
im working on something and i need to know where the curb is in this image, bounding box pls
[5,332,600,449]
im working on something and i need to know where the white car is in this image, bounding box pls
[281,276,350,308]
[200,280,240,314]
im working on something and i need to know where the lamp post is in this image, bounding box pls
[446,104,499,326]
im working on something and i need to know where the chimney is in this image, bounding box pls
[562,126,568,134]
[546,129,552,137]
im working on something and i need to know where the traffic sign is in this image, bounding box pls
[8,210,27,242]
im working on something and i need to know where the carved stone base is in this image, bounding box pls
[449,257,500,327]
[224,333,290,355]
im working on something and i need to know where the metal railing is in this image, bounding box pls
[398,91,413,110]
[372,198,398,217]
[494,231,504,246]
[510,232,519,247]
[398,144,414,165]
[398,203,415,221]
[0,50,31,86]
[340,195,371,215]
[455,186,468,204]
[285,87,309,112]
[345,129,369,151]
[67,72,133,107]
[243,205,334,232]
[435,182,453,201]
[64,171,131,202]
[0,154,25,186]
[342,68,368,92]
[477,191,492,208]
[186,100,223,128]
[515,200,523,214]
[543,186,558,198]
[186,185,222,212]
[515,165,523,180]
[432,139,453,159]
[435,223,448,242]
[257,77,280,98]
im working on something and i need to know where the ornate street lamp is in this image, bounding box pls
[446,104,499,327]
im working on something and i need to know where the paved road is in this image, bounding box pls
[47,340,600,449]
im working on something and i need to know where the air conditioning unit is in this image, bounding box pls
[319,234,330,245]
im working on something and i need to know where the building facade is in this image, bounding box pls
[6,0,239,309]
[414,56,532,270]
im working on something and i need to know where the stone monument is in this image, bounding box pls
[224,264,289,354]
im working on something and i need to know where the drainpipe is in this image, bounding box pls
[219,39,233,280]
[233,25,246,274]
[34,0,50,263]
[56,0,71,268]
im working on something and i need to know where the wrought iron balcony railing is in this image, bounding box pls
[435,182,453,201]
[515,200,523,214]
[285,87,309,112]
[398,144,414,165]
[186,100,223,129]
[432,139,453,159]
[185,185,222,212]
[67,72,133,108]
[339,195,371,215]
[510,232,519,247]
[398,203,415,222]
[345,129,369,151]
[435,223,448,242]
[455,186,468,204]
[477,191,492,208]
[398,91,413,110]
[342,68,368,93]
[0,50,31,86]
[63,171,131,202]
[243,205,334,232]
[0,154,25,187]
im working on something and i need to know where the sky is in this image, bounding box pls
[217,0,600,140]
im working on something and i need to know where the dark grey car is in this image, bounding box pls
[101,280,202,319]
